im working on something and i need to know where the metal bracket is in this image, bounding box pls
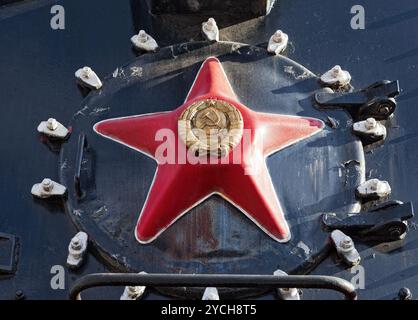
[31,178,67,199]
[330,230,361,267]
[202,18,219,42]
[75,67,102,90]
[267,30,289,55]
[131,30,159,52]
[273,269,301,300]
[314,80,400,121]
[37,118,70,140]
[352,118,387,145]
[67,231,88,269]
[356,178,391,202]
[0,232,18,274]
[322,201,414,242]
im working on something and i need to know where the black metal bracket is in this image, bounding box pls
[69,273,357,300]
[315,80,400,121]
[0,232,18,274]
[322,201,414,242]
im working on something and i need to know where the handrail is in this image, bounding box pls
[69,273,357,300]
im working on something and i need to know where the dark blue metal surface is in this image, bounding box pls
[1,0,418,300]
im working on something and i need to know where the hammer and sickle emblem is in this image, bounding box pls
[202,108,221,127]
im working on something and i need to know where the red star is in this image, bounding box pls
[94,57,324,244]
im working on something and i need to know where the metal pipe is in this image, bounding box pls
[69,273,357,300]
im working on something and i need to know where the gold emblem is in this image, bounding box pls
[178,99,244,157]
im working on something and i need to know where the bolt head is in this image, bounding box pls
[370,179,379,191]
[71,237,82,250]
[41,178,53,192]
[273,30,283,42]
[379,105,390,115]
[204,18,216,31]
[398,287,412,300]
[340,236,353,250]
[46,118,58,131]
[15,290,24,300]
[332,65,342,77]
[82,67,92,78]
[207,293,218,299]
[138,30,148,42]
[127,286,137,294]
[365,118,377,130]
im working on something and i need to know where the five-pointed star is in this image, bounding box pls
[94,57,324,244]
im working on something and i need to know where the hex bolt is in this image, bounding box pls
[356,178,391,201]
[340,236,354,250]
[131,30,159,52]
[332,65,342,78]
[32,178,66,199]
[127,286,137,294]
[365,118,377,130]
[398,287,412,300]
[352,117,387,145]
[67,231,88,269]
[330,230,361,266]
[320,65,351,88]
[204,18,216,31]
[267,30,289,55]
[273,269,301,300]
[201,18,219,42]
[82,67,92,79]
[273,30,284,43]
[75,66,102,90]
[46,118,58,131]
[138,30,148,43]
[38,118,69,139]
[202,287,220,300]
[42,178,54,192]
[15,290,25,300]
[120,272,148,300]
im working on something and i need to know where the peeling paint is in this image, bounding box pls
[130,66,143,77]
[73,209,83,217]
[113,67,126,78]
[284,65,311,80]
